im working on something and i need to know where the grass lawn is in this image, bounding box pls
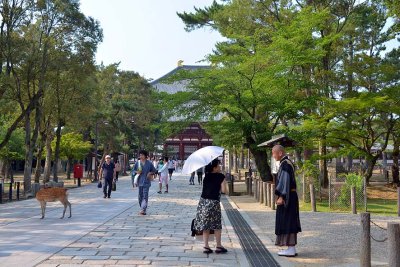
[300,198,399,216]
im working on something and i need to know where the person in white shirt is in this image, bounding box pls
[158,156,169,193]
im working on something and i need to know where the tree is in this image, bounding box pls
[325,0,399,184]
[171,0,400,186]
[0,0,103,191]
[381,48,400,185]
[52,132,92,179]
[91,64,159,168]
[0,126,24,180]
[170,0,336,181]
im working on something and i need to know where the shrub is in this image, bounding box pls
[338,173,363,207]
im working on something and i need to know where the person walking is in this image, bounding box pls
[167,158,175,181]
[114,160,121,181]
[157,158,164,179]
[272,145,301,257]
[157,156,169,193]
[196,167,204,185]
[193,158,228,254]
[189,171,195,185]
[99,155,116,198]
[132,150,156,215]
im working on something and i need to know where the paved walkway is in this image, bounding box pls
[0,174,250,267]
[1,173,399,267]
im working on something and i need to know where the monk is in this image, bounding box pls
[272,145,301,257]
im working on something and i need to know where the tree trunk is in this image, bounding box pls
[43,133,52,183]
[365,156,379,185]
[228,151,233,173]
[295,149,302,166]
[87,155,93,178]
[22,99,42,192]
[23,111,33,193]
[231,147,236,173]
[0,160,4,178]
[250,148,272,182]
[392,137,399,185]
[3,160,9,180]
[9,161,14,183]
[346,154,353,172]
[240,144,245,168]
[319,138,329,187]
[34,139,44,183]
[52,121,62,182]
[66,158,73,179]
[302,147,314,201]
[234,147,239,173]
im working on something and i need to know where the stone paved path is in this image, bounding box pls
[3,173,398,267]
[0,174,248,267]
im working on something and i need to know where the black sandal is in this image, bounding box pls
[203,247,213,254]
[215,246,228,254]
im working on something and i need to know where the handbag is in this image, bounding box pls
[112,181,116,191]
[191,219,214,241]
[133,174,140,185]
[132,161,142,186]
[147,173,155,181]
[97,181,102,188]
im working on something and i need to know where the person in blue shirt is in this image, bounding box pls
[133,150,156,215]
[99,155,115,198]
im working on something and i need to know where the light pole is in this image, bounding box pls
[122,117,135,176]
[93,121,99,181]
[122,138,129,176]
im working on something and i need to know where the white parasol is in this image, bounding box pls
[181,146,224,175]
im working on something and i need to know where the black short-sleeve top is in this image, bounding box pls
[201,172,225,201]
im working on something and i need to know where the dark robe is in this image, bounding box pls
[275,155,302,246]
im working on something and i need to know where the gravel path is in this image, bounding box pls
[229,195,400,267]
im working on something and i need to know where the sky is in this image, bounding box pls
[79,0,223,81]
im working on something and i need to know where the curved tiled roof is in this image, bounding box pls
[150,65,209,86]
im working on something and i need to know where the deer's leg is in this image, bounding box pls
[40,201,46,219]
[66,199,72,218]
[60,200,67,219]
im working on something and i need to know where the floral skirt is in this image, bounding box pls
[193,197,222,231]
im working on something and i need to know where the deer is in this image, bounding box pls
[35,187,71,219]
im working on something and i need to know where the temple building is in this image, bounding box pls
[151,62,213,160]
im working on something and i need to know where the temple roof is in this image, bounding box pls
[150,65,209,86]
[257,134,297,148]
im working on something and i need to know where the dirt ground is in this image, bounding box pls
[367,183,399,200]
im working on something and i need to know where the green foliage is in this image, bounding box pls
[385,0,400,17]
[338,173,364,207]
[300,198,398,216]
[0,0,103,150]
[176,0,224,32]
[92,65,159,154]
[165,0,400,182]
[0,127,25,160]
[299,160,319,182]
[52,132,92,161]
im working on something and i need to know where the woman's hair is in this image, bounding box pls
[164,156,169,161]
[205,158,220,173]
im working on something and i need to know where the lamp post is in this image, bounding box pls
[93,121,99,181]
[122,138,129,176]
[122,117,135,176]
